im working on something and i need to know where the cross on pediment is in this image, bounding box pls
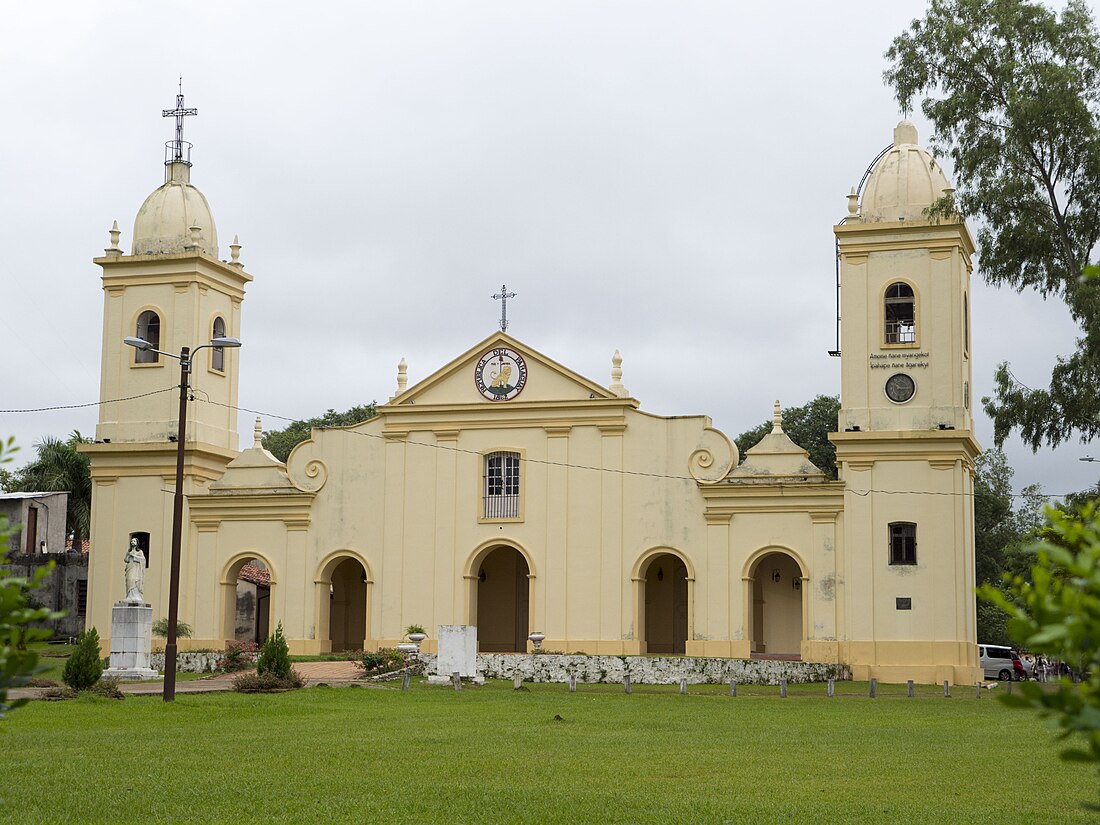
[492,285,516,332]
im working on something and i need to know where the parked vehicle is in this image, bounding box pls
[978,644,1020,681]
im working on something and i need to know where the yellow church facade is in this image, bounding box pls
[84,116,981,684]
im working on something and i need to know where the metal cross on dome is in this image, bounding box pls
[162,78,198,162]
[492,284,516,332]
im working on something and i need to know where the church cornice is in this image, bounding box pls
[834,220,976,258]
[95,252,251,297]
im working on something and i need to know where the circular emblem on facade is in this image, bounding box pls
[885,373,916,404]
[475,347,528,401]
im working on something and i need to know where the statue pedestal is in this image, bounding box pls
[103,602,160,681]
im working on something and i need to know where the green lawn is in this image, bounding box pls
[2,680,1094,823]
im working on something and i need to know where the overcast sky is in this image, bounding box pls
[0,1,1095,499]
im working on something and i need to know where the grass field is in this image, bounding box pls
[2,679,1094,824]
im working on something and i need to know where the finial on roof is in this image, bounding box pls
[772,400,784,433]
[395,357,408,397]
[893,119,918,146]
[847,187,859,217]
[229,234,243,268]
[185,224,202,252]
[253,417,263,448]
[609,350,628,397]
[105,220,122,256]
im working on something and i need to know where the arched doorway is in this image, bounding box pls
[749,551,805,658]
[221,555,275,645]
[644,553,688,654]
[328,558,368,652]
[476,546,530,652]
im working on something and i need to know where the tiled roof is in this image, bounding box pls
[237,563,271,586]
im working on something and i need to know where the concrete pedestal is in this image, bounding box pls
[103,602,160,681]
[427,624,483,685]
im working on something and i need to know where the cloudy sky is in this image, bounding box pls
[0,1,1094,498]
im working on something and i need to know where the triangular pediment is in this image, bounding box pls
[386,332,621,408]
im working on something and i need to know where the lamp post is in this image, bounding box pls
[124,334,241,701]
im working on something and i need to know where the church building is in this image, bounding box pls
[83,107,982,684]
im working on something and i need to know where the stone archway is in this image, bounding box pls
[642,553,689,655]
[474,546,530,653]
[747,550,806,658]
[328,558,368,652]
[220,554,277,646]
[314,551,373,654]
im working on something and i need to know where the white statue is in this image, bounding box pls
[124,538,145,604]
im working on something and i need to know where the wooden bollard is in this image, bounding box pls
[513,675,522,690]
[729,681,737,697]
[906,680,914,698]
[976,681,982,699]
[827,678,835,698]
[779,679,788,698]
[568,674,577,693]
[943,680,950,698]
[1006,680,1012,696]
[869,678,876,699]
[452,671,461,692]
[401,672,411,691]
[624,675,632,694]
[679,678,687,695]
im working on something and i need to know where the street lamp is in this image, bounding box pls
[124,334,241,701]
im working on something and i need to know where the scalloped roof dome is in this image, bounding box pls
[132,161,219,256]
[860,121,953,222]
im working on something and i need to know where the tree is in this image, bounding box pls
[261,404,377,463]
[0,438,57,719]
[256,621,291,678]
[4,432,92,548]
[885,0,1100,451]
[980,504,1100,770]
[972,449,1045,642]
[733,395,841,479]
[62,627,103,690]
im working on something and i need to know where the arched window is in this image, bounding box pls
[483,451,521,519]
[884,282,916,344]
[888,522,917,565]
[135,311,160,364]
[211,316,227,371]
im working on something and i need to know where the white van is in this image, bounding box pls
[979,644,1019,681]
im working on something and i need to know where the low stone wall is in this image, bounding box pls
[149,651,247,673]
[418,653,849,685]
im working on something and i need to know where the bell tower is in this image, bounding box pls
[830,121,981,685]
[83,91,251,648]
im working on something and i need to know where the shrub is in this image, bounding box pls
[151,618,193,639]
[232,670,304,692]
[217,640,259,673]
[63,627,104,690]
[87,677,124,699]
[257,622,291,678]
[356,648,406,676]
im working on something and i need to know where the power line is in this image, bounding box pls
[0,387,177,414]
[199,397,1064,500]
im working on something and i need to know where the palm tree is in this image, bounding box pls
[11,431,92,548]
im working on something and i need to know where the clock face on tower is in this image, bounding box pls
[885,373,916,404]
[475,347,528,401]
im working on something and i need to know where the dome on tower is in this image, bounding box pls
[132,161,219,257]
[860,120,952,222]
